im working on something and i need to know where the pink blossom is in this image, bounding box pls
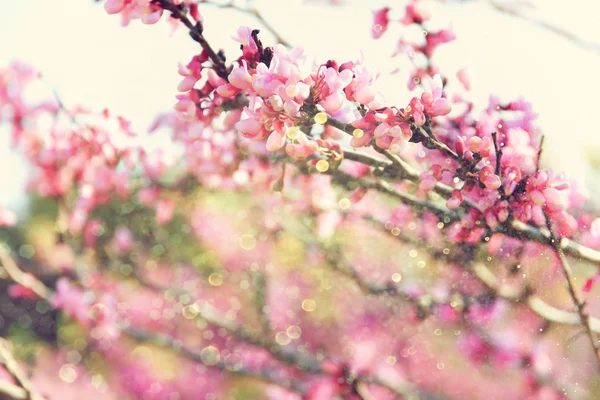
[457,67,471,91]
[371,8,390,39]
[155,199,175,225]
[114,226,134,253]
[401,0,431,25]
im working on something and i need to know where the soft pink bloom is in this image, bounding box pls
[8,283,38,300]
[104,0,125,14]
[155,199,175,225]
[457,67,471,91]
[266,131,287,151]
[446,190,463,210]
[371,7,390,39]
[0,204,16,226]
[114,226,134,253]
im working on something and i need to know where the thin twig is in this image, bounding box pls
[213,2,291,47]
[124,327,307,394]
[545,215,600,365]
[156,0,230,79]
[366,216,600,332]
[0,247,52,301]
[323,115,600,270]
[0,339,46,400]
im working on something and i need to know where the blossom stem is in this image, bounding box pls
[155,0,230,79]
[545,215,600,366]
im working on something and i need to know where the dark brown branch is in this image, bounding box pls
[124,327,307,394]
[325,168,459,221]
[155,0,230,79]
[366,216,600,332]
[322,115,600,270]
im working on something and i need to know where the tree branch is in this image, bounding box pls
[124,327,307,394]
[207,1,291,47]
[0,339,46,400]
[155,0,230,79]
[546,215,600,365]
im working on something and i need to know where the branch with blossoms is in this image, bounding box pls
[139,0,600,267]
[2,0,600,398]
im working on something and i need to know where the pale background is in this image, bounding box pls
[1,0,599,213]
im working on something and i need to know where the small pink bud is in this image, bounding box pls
[156,199,175,225]
[266,131,287,151]
[419,173,437,192]
[371,8,390,39]
[373,122,390,138]
[480,166,501,190]
[530,190,546,206]
[543,187,564,212]
[467,136,483,153]
[104,0,125,14]
[320,92,345,113]
[228,65,252,90]
[455,136,466,156]
[114,226,134,253]
[457,68,471,91]
[236,119,266,140]
[142,9,162,25]
[479,137,493,157]
[446,190,463,210]
[177,76,198,92]
[431,97,452,116]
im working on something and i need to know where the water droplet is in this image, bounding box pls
[353,128,364,138]
[59,364,77,383]
[392,273,402,282]
[275,331,291,345]
[66,350,81,364]
[201,346,221,366]
[286,325,302,339]
[315,160,329,173]
[338,198,351,210]
[314,112,328,125]
[301,298,317,312]
[286,126,299,140]
[182,304,199,319]
[208,273,224,286]
[239,234,256,250]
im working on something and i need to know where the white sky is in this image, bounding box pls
[1,0,599,212]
